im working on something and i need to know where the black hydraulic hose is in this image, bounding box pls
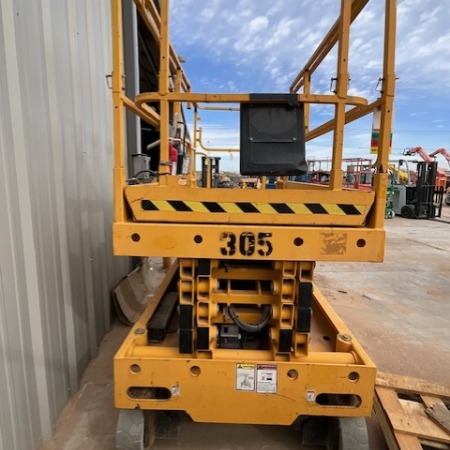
[134,170,158,178]
[228,305,272,333]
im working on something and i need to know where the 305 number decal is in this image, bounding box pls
[220,232,273,257]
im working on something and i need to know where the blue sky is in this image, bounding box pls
[169,0,450,172]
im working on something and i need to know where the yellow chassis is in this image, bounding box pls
[114,262,376,425]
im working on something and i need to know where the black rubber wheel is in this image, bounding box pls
[116,409,155,450]
[400,204,415,218]
[338,417,369,450]
[298,415,369,450]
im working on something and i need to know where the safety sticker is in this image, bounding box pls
[236,363,256,391]
[306,390,316,402]
[256,364,277,394]
[171,383,181,397]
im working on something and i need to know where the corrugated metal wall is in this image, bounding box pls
[0,0,130,448]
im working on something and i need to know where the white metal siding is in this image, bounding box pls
[0,0,130,448]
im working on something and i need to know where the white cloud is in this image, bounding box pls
[233,15,270,54]
[224,8,253,27]
[248,16,269,33]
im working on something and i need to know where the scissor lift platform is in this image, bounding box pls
[110,0,397,447]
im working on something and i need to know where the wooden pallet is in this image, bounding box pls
[374,372,450,450]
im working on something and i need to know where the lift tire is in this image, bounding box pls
[337,417,369,450]
[116,409,155,450]
[400,204,415,219]
[299,416,369,450]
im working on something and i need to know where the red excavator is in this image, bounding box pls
[429,148,450,204]
[429,148,450,168]
[403,147,448,190]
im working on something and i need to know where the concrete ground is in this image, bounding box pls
[41,207,450,450]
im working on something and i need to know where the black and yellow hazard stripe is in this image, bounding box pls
[141,200,364,215]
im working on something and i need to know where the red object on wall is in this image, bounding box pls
[169,142,178,163]
[169,141,178,174]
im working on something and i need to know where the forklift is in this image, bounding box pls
[392,161,444,219]
[110,0,397,448]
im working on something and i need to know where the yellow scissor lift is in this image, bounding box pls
[111,0,396,448]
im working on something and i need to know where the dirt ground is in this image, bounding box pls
[41,207,450,450]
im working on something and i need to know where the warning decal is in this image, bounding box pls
[236,364,255,391]
[256,364,277,394]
